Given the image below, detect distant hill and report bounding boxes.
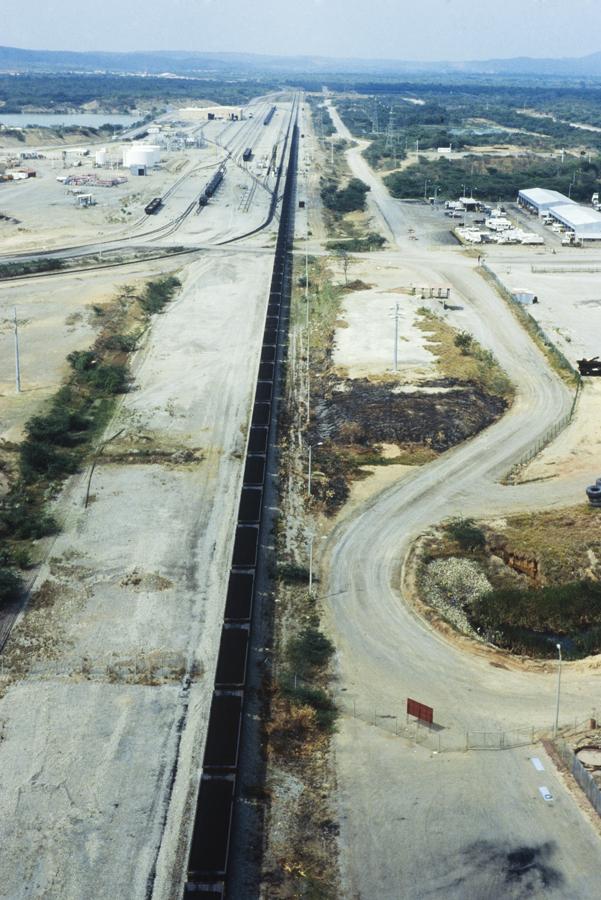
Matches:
[2,45,601,78]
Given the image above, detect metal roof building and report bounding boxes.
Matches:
[517,187,601,240]
[517,188,575,214]
[546,202,601,238]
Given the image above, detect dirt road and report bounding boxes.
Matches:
[325,101,601,898]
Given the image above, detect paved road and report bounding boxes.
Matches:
[324,102,601,898]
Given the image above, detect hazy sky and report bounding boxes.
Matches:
[3,0,601,60]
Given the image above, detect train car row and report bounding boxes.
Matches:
[198,166,226,208]
[183,118,299,899]
[144,196,163,215]
[263,106,277,126]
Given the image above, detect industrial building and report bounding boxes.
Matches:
[517,187,601,241]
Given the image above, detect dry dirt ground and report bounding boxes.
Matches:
[0,248,273,900]
[486,262,601,484]
[0,259,183,442]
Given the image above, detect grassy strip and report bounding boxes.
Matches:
[326,233,386,252]
[417,308,514,401]
[0,258,65,278]
[0,275,181,608]
[479,265,579,387]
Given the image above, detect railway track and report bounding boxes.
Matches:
[182,100,299,900]
[0,97,299,279]
[0,97,294,268]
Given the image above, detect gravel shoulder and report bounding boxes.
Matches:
[0,249,272,899]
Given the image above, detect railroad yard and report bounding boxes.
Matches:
[2,64,601,900]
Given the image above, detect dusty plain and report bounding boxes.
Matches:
[0,96,295,899]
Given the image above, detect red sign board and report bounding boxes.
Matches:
[407,697,433,725]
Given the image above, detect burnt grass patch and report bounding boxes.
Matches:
[309,377,506,514]
[314,378,505,449]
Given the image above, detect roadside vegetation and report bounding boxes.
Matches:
[0,275,181,609]
[418,310,514,401]
[0,258,65,279]
[417,506,601,659]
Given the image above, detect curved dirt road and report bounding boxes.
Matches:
[323,102,601,899]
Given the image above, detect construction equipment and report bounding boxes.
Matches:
[577,356,601,376]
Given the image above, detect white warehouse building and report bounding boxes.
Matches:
[122,144,161,169]
[517,187,601,240]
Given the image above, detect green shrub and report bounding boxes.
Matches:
[454,331,474,354]
[287,626,335,678]
[84,363,128,394]
[101,333,138,352]
[19,439,78,482]
[446,517,486,551]
[139,275,181,315]
[67,351,128,394]
[67,350,96,374]
[321,177,370,215]
[0,566,21,607]
[326,233,386,252]
[474,580,601,635]
[278,562,310,583]
[282,682,338,733]
[0,491,58,540]
[25,406,89,447]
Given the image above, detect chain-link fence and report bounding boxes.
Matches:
[335,693,547,754]
[556,738,601,817]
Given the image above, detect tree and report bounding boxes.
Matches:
[333,248,355,285]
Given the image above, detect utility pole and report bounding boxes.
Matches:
[13,307,21,393]
[371,97,379,135]
[308,533,315,592]
[307,441,323,497]
[391,302,400,372]
[385,108,395,150]
[554,643,562,737]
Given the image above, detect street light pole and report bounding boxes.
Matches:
[391,302,400,372]
[554,642,562,737]
[307,440,323,496]
[13,307,21,394]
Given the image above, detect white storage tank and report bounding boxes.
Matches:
[123,144,161,169]
[95,148,108,166]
